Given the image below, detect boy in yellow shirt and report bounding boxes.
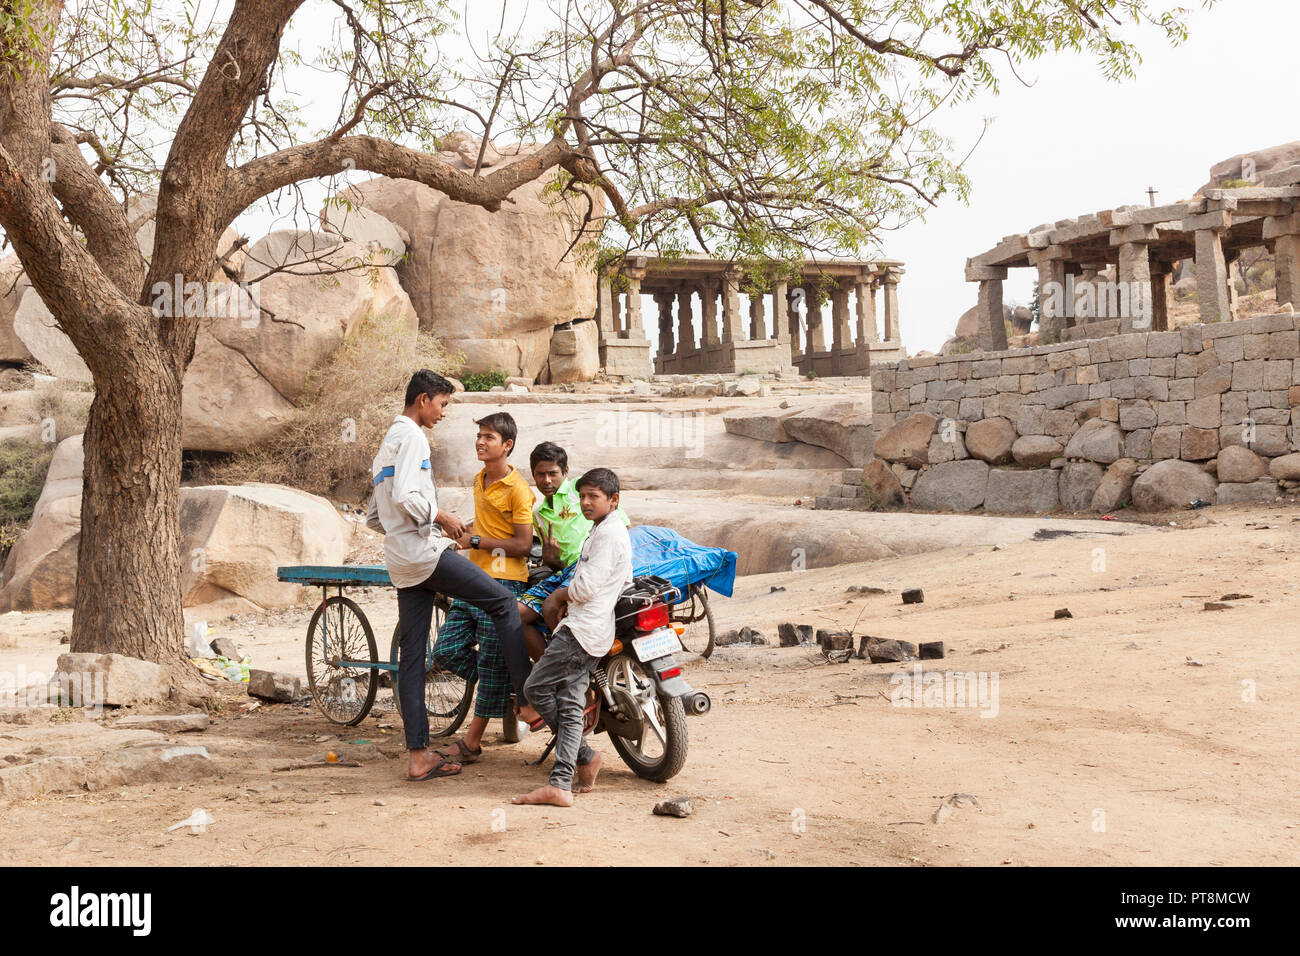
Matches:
[432,412,535,762]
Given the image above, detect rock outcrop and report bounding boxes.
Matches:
[0,434,83,613]
[181,235,418,451]
[1,449,352,612]
[343,139,602,379]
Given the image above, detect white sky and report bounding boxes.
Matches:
[888,0,1300,352]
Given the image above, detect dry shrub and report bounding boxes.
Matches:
[0,437,55,563]
[207,310,462,503]
[30,378,91,442]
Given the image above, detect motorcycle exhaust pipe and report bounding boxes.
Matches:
[683,691,711,715]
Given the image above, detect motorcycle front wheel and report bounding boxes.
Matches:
[605,654,688,782]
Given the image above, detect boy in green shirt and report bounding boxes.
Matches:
[519,442,629,658]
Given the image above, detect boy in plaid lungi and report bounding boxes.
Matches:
[431,411,535,763]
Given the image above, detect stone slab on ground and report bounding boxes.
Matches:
[112,713,210,734]
[51,653,167,707]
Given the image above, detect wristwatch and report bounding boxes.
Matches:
[470,534,481,550]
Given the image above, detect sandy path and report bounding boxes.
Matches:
[1,504,1297,866]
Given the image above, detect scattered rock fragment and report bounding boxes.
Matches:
[248,669,303,702]
[860,636,918,663]
[932,793,982,824]
[918,641,944,660]
[901,588,924,605]
[210,637,242,660]
[1053,608,1072,619]
[653,797,693,818]
[816,630,854,652]
[1202,602,1230,612]
[777,623,814,647]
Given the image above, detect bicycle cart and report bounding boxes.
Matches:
[277,565,483,736]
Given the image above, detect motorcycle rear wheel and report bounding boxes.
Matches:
[605,655,688,782]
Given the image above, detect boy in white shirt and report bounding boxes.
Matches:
[367,370,538,781]
[512,467,632,807]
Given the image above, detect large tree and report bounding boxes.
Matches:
[0,0,1192,668]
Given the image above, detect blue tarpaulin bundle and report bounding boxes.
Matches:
[541,525,737,602]
[629,525,737,600]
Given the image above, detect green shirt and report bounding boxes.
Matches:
[533,477,630,567]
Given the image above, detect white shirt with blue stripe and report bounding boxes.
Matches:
[365,414,454,588]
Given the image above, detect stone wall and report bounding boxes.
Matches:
[848,313,1300,514]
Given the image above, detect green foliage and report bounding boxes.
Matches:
[461,368,508,392]
[1219,178,1252,189]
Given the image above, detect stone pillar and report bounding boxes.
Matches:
[1031,249,1067,342]
[700,279,719,344]
[748,291,766,340]
[721,268,743,343]
[654,291,675,356]
[1225,248,1241,321]
[787,286,804,362]
[597,273,618,337]
[624,266,647,337]
[804,284,823,355]
[1185,210,1232,324]
[1116,241,1152,333]
[676,288,694,355]
[772,280,793,371]
[965,261,1007,352]
[855,274,878,343]
[1277,234,1298,308]
[1264,213,1300,309]
[772,282,789,344]
[831,282,851,350]
[1150,261,1172,332]
[880,267,902,341]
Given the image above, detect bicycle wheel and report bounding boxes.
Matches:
[389,612,474,739]
[304,596,379,726]
[672,585,715,660]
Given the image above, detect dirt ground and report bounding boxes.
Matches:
[1,503,1298,866]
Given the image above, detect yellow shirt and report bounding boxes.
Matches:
[469,465,533,582]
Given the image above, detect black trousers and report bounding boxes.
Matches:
[395,548,531,750]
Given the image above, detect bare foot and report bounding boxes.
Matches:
[573,752,602,793]
[407,747,460,780]
[511,784,573,807]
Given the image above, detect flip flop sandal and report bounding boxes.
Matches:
[407,753,461,781]
[435,739,482,764]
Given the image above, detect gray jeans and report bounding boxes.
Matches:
[523,625,596,790]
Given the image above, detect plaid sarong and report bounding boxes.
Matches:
[432,578,529,719]
[520,568,574,642]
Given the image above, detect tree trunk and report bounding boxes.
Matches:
[71,345,188,665]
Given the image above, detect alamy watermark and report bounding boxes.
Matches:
[1040,276,1152,327]
[0,664,105,714]
[150,274,261,327]
[594,405,706,458]
[889,664,999,718]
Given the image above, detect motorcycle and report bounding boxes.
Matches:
[533,574,710,782]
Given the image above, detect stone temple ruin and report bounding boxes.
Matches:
[597,254,906,380]
[822,161,1300,517]
[963,179,1300,351]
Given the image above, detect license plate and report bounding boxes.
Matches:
[631,630,682,662]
